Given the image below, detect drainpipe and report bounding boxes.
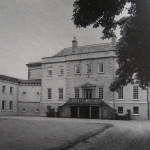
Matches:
[147,86,149,120]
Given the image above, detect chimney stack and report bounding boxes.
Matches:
[72,37,78,49]
[111,34,116,46]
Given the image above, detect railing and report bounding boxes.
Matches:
[69,98,102,105]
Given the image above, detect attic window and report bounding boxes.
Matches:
[59,66,64,76]
[48,66,52,76]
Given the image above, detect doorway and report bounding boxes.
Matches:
[84,90,92,98]
[91,106,99,119]
[79,106,90,118]
[70,106,78,118]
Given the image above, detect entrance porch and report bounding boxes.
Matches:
[58,98,117,119]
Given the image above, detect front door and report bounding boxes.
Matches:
[84,90,92,98]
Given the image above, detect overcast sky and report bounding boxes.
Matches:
[0,0,128,79]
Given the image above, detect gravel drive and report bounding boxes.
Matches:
[69,120,150,150]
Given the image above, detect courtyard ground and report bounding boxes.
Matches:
[0,116,111,150]
[1,116,150,150]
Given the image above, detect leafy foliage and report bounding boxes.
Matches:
[72,0,150,91]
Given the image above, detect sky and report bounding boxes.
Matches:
[0,0,129,79]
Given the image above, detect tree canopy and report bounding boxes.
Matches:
[72,0,150,91]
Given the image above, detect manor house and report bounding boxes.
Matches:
[0,37,149,120]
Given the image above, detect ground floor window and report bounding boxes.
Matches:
[9,101,13,111]
[47,88,52,100]
[59,88,63,99]
[133,107,139,115]
[2,101,6,111]
[118,107,123,114]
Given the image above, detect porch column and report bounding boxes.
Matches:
[89,106,91,119]
[99,106,101,119]
[78,106,80,118]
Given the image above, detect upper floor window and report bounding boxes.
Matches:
[59,66,64,76]
[98,63,104,73]
[86,64,92,74]
[99,87,103,99]
[2,86,5,93]
[118,107,123,114]
[48,67,52,76]
[75,65,80,74]
[2,100,6,111]
[47,88,52,100]
[133,86,138,100]
[118,87,123,100]
[10,87,13,94]
[75,88,79,98]
[59,88,63,99]
[28,70,31,79]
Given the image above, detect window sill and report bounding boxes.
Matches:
[47,75,52,77]
[58,99,64,101]
[2,110,5,112]
[47,99,52,101]
[118,114,124,116]
[118,99,124,101]
[132,99,139,101]
[9,110,13,112]
[98,72,104,74]
[58,75,64,76]
[10,93,13,95]
[2,92,6,94]
[74,73,81,75]
[133,114,139,116]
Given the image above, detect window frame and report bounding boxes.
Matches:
[118,87,123,100]
[47,67,53,76]
[133,107,139,115]
[98,87,104,100]
[133,86,139,100]
[10,87,13,94]
[74,65,81,74]
[59,88,63,99]
[2,100,6,111]
[98,63,104,73]
[9,101,13,111]
[2,86,6,93]
[75,88,80,98]
[59,66,64,76]
[118,107,123,115]
[86,64,92,74]
[47,88,52,100]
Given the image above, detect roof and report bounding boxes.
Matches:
[26,62,42,68]
[19,79,41,85]
[0,74,41,85]
[53,43,115,57]
[0,74,19,83]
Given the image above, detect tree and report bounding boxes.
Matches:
[72,0,150,91]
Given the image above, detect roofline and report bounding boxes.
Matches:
[42,49,115,59]
[26,62,42,67]
[0,74,41,85]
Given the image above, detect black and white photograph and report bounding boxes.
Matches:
[0,0,150,149]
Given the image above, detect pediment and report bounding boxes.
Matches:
[81,83,96,89]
